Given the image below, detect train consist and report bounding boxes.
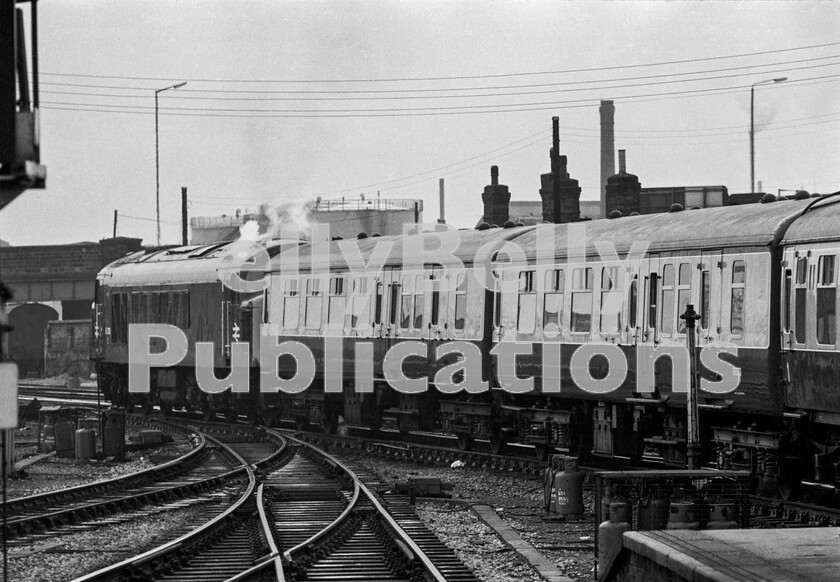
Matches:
[92,192,840,496]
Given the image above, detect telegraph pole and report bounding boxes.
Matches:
[181,187,188,245]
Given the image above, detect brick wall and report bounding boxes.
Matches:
[0,237,142,282]
[44,320,93,377]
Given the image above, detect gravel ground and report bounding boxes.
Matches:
[9,421,195,498]
[358,455,597,582]
[9,504,208,582]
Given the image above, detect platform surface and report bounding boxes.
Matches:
[623,527,840,582]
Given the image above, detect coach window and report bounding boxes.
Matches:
[676,263,692,334]
[389,277,400,327]
[795,257,807,343]
[159,292,171,326]
[262,287,270,324]
[305,278,323,329]
[783,269,792,333]
[648,273,659,334]
[628,276,638,329]
[413,274,424,330]
[327,276,346,327]
[430,271,441,326]
[454,273,467,331]
[373,280,384,326]
[817,255,836,345]
[660,264,675,335]
[730,260,746,338]
[600,266,622,334]
[571,267,593,333]
[517,270,536,334]
[400,275,412,329]
[283,279,300,329]
[110,292,128,343]
[543,269,564,332]
[351,277,368,329]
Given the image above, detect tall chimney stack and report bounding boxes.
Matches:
[481,165,511,226]
[605,148,641,216]
[600,100,616,219]
[539,117,581,223]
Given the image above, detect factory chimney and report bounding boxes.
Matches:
[438,178,446,224]
[605,149,641,216]
[539,117,581,223]
[600,100,615,219]
[480,165,511,227]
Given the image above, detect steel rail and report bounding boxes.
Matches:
[70,431,258,582]
[276,429,448,581]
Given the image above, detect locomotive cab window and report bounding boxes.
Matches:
[571,267,593,333]
[730,260,746,338]
[600,266,622,334]
[816,254,836,346]
[517,270,536,334]
[543,269,564,332]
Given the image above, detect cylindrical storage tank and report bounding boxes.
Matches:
[666,502,700,530]
[598,502,631,576]
[75,428,96,460]
[555,457,584,516]
[637,487,669,530]
[706,503,738,529]
[55,420,76,457]
[103,410,126,461]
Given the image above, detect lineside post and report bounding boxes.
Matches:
[681,304,702,469]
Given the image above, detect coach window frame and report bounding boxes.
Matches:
[816,252,837,347]
[543,268,564,334]
[517,269,536,334]
[327,275,346,329]
[282,277,300,330]
[794,254,808,345]
[676,262,692,335]
[599,265,622,335]
[570,266,594,335]
[305,276,324,330]
[660,263,675,336]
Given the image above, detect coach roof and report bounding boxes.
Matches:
[510,198,813,260]
[270,226,533,273]
[780,192,840,246]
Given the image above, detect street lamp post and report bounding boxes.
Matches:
[750,77,787,194]
[155,82,187,246]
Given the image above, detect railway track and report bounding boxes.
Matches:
[71,424,287,582]
[4,419,207,542]
[247,431,476,582]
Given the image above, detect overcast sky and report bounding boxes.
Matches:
[2,1,838,246]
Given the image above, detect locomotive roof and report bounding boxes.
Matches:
[98,238,302,286]
[270,227,534,273]
[779,193,840,245]
[509,198,818,260]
